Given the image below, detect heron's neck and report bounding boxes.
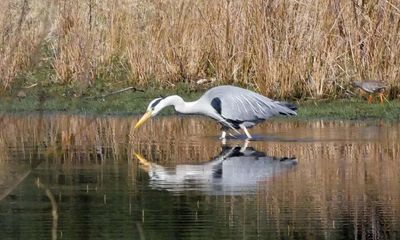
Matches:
[164,95,201,114]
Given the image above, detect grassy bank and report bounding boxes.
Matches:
[299,99,400,121]
[0,85,202,115]
[1,85,399,121]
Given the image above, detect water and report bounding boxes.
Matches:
[0,114,400,239]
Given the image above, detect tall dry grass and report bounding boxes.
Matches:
[0,0,399,98]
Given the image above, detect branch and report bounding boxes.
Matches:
[86,86,144,100]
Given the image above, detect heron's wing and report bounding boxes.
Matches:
[203,86,296,122]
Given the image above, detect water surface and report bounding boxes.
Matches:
[0,114,399,239]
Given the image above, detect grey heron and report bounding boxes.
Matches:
[352,80,388,104]
[134,85,297,139]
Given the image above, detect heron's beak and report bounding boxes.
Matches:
[133,152,152,172]
[133,152,151,167]
[134,111,152,129]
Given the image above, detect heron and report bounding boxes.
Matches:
[134,85,297,139]
[352,80,388,104]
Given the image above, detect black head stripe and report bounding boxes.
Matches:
[150,98,163,108]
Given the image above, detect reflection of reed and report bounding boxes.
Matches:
[260,141,400,239]
[36,178,59,240]
[0,114,399,238]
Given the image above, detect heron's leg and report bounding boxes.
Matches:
[368,95,372,104]
[239,124,252,139]
[379,92,384,104]
[228,132,236,138]
[219,131,227,144]
[219,131,226,139]
[221,138,226,145]
[219,129,237,140]
[240,139,250,152]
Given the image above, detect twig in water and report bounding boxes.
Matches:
[36,178,58,240]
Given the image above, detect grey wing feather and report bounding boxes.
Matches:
[202,86,297,122]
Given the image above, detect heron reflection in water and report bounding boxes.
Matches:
[134,145,297,195]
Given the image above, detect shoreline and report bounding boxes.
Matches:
[1,88,399,121]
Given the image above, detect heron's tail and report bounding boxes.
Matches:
[279,101,297,112]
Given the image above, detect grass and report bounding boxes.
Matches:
[298,99,400,121]
[0,84,203,115]
[1,84,399,121]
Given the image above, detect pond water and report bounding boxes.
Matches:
[0,114,399,240]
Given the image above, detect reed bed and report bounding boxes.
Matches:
[0,0,399,99]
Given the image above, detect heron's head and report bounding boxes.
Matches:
[134,95,186,130]
[134,97,165,129]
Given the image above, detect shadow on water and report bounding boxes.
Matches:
[134,145,297,195]
[0,114,399,239]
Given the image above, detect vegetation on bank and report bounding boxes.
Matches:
[1,0,400,100]
[1,85,399,121]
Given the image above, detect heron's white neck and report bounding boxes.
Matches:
[162,95,201,114]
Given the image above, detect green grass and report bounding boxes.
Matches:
[1,85,399,121]
[0,85,202,115]
[298,99,400,121]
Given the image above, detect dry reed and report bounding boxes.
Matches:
[1,0,400,98]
